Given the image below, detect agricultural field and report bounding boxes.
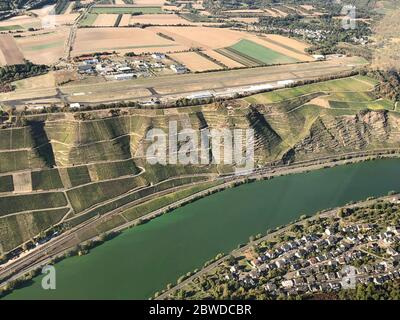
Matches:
[90,6,163,14]
[79,13,98,27]
[219,39,299,66]
[0,25,23,31]
[118,14,132,26]
[169,51,223,72]
[72,27,185,55]
[149,26,312,67]
[129,13,193,25]
[0,34,25,66]
[0,15,42,30]
[203,49,244,68]
[14,29,69,64]
[92,14,119,27]
[133,0,166,5]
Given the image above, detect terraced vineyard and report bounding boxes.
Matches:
[1,75,400,256]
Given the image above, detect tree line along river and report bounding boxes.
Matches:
[4,158,400,299]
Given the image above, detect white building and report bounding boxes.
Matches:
[152,53,166,60]
[312,54,325,61]
[69,103,81,109]
[170,64,187,74]
[113,73,136,81]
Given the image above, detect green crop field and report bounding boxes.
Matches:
[227,39,299,65]
[0,192,67,217]
[327,91,375,102]
[0,25,23,31]
[215,48,259,67]
[32,169,64,191]
[0,175,14,193]
[90,6,163,14]
[79,13,98,27]
[25,41,64,52]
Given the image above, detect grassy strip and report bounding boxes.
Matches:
[122,180,223,221]
[66,176,147,213]
[0,25,23,31]
[25,41,64,52]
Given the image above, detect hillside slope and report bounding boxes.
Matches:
[1,75,400,254]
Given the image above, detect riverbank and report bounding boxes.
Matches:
[156,193,398,299]
[2,149,399,290]
[3,157,400,299]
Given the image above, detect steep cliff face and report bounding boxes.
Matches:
[290,110,400,161]
[2,106,400,174]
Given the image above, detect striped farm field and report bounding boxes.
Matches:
[215,48,259,67]
[227,39,299,65]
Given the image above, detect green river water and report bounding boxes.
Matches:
[4,158,400,299]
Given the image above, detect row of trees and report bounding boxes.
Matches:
[0,60,49,85]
